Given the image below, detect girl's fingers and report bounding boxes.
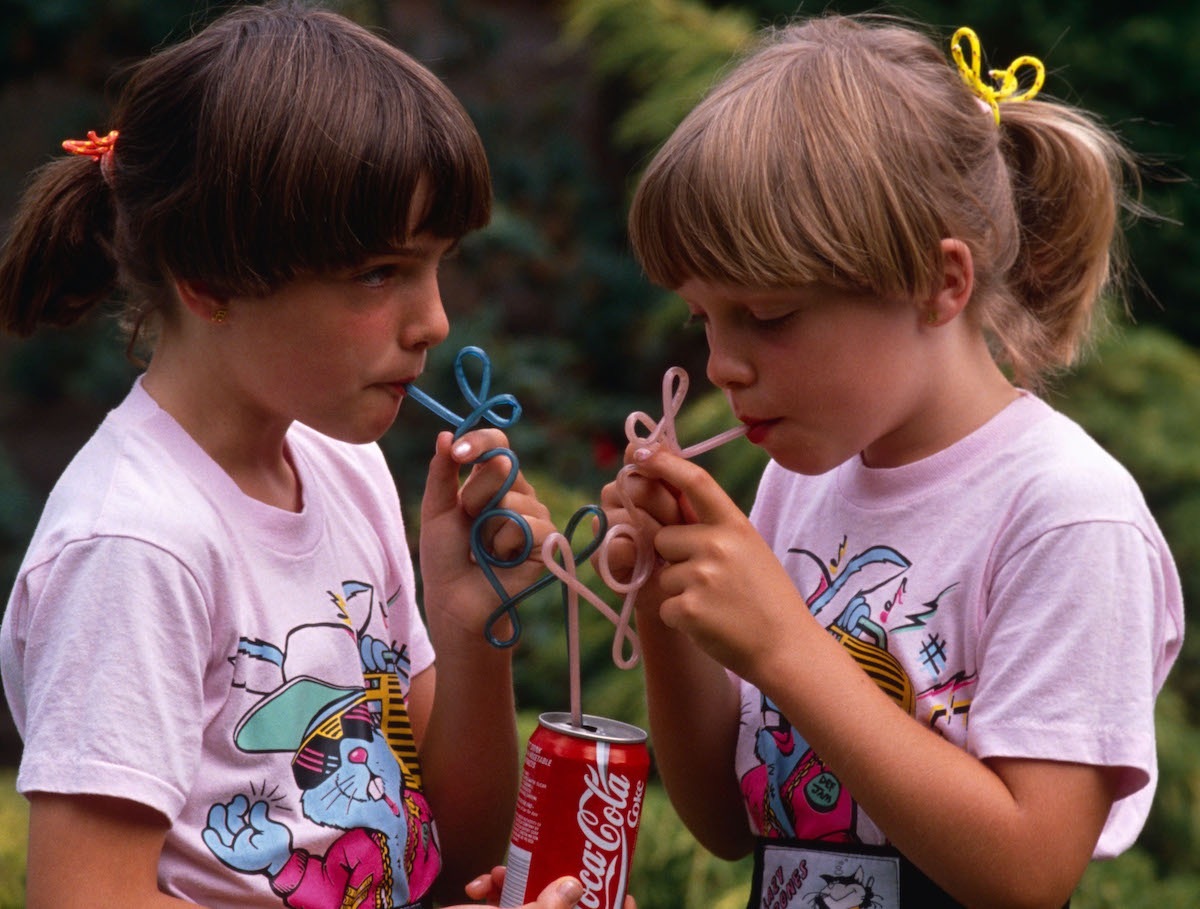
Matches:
[630,448,736,525]
[462,865,507,901]
[457,451,520,519]
[421,431,465,520]
[482,510,554,565]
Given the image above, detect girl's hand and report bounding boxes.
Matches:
[420,429,554,639]
[460,866,636,908]
[623,446,807,684]
[594,443,691,591]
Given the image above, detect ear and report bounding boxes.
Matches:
[173,276,230,323]
[923,238,974,327]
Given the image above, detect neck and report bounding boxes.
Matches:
[142,348,302,512]
[863,330,1018,469]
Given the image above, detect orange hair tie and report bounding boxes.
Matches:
[62,129,119,159]
[63,130,119,185]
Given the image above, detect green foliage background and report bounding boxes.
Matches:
[0,0,1196,906]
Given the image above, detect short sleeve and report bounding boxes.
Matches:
[9,536,213,819]
[969,520,1180,855]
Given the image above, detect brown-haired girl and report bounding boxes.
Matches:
[0,4,595,908]
[603,14,1182,908]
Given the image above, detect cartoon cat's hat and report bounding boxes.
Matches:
[234,675,365,753]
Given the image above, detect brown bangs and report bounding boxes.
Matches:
[116,4,490,300]
[291,30,493,257]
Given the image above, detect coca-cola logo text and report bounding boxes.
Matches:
[575,766,644,908]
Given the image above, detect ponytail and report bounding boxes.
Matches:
[0,153,118,337]
[1,5,493,351]
[990,99,1142,383]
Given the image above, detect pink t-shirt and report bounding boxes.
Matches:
[734,392,1182,858]
[1,380,439,907]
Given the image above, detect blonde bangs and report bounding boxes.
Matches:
[630,66,853,292]
[629,17,969,300]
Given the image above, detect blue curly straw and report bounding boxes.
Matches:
[405,346,606,647]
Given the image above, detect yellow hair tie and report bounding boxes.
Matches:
[950,27,1045,125]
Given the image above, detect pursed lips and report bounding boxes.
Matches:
[379,376,418,397]
[740,416,780,444]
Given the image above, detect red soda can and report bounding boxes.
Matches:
[499,712,649,909]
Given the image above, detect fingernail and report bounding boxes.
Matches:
[557,878,584,903]
[452,440,472,459]
[633,447,652,463]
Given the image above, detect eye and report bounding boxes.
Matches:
[749,309,797,331]
[355,264,400,288]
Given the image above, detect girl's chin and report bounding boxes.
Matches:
[307,408,399,446]
[770,445,847,477]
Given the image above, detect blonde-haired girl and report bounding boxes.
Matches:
[605,14,1182,907]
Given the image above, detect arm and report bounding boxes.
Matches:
[633,448,1117,909]
[758,625,1116,908]
[598,463,752,859]
[27,794,198,909]
[412,429,554,902]
[636,574,754,860]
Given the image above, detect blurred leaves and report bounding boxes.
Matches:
[560,0,754,149]
[0,771,26,909]
[1054,326,1200,507]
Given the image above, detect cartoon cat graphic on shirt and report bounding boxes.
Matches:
[807,866,879,909]
[203,580,439,908]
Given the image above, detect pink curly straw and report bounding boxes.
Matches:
[549,367,748,727]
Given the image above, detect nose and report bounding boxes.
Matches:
[399,275,450,352]
[704,327,755,390]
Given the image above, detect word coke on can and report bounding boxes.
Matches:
[499,712,649,909]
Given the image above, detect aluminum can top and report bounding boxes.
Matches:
[537,712,647,745]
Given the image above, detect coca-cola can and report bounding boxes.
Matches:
[499,712,649,909]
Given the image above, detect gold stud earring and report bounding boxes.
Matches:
[926,310,939,325]
[211,308,228,324]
